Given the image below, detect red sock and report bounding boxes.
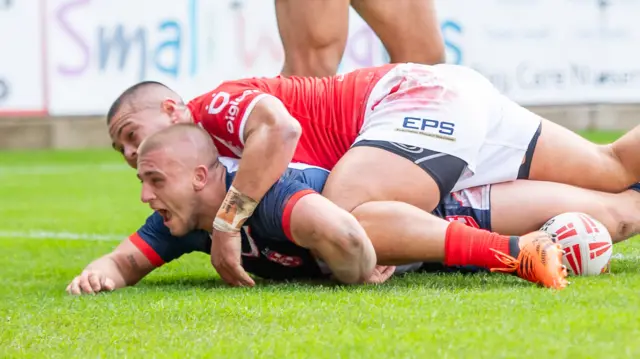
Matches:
[443,221,515,269]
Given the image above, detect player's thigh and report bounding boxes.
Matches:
[528,119,632,192]
[322,142,466,213]
[275,0,349,77]
[489,180,632,240]
[361,64,493,178]
[351,0,444,64]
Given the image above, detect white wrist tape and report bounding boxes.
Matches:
[213,186,258,233]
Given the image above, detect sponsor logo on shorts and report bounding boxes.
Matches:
[397,117,456,142]
[389,142,425,154]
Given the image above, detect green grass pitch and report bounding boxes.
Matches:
[1,130,639,358]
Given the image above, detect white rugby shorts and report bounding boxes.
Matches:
[355,63,542,192]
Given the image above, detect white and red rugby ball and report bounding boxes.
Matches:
[540,212,613,276]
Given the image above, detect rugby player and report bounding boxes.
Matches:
[107,63,640,286]
[68,125,640,295]
[274,0,444,77]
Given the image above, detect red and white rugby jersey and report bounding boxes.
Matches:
[186,64,396,170]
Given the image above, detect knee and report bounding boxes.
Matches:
[600,143,618,161]
[598,144,635,190]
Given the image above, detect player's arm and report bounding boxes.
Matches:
[66,212,198,295]
[211,96,302,287]
[288,193,377,284]
[215,96,301,232]
[66,238,155,295]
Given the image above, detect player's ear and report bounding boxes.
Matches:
[161,98,184,124]
[192,165,208,191]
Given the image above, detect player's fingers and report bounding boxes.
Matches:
[218,271,234,286]
[78,275,95,294]
[88,273,102,292]
[219,264,253,287]
[103,278,116,291]
[65,280,75,295]
[378,267,395,283]
[381,266,396,277]
[69,278,82,295]
[234,265,255,287]
[211,255,232,285]
[215,263,236,286]
[214,254,250,287]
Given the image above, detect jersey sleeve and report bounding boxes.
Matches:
[128,212,210,266]
[189,82,275,152]
[249,167,329,242]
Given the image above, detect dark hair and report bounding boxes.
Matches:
[106,81,171,124]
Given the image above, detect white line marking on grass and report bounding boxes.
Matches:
[2,231,640,262]
[0,163,131,176]
[0,230,124,242]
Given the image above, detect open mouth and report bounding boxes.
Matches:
[157,209,173,224]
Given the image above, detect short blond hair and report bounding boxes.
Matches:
[138,123,219,168]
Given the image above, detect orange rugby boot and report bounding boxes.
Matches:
[490,231,569,290]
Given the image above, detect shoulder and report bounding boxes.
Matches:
[133,212,211,264]
[247,164,328,241]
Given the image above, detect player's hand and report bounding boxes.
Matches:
[66,270,116,295]
[210,230,255,287]
[364,265,396,285]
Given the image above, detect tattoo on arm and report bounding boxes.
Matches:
[127,254,141,271]
[108,254,141,286]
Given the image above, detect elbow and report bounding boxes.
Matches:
[341,234,373,285]
[275,116,302,145]
[330,217,377,284]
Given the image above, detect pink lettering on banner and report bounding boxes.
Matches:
[55,0,91,76]
[231,1,283,70]
[53,0,199,81]
[342,24,385,70]
[230,0,386,74]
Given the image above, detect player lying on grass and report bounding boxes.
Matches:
[68,125,640,295]
[108,63,640,286]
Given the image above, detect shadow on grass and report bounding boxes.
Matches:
[137,267,533,293]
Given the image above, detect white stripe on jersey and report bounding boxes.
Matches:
[219,157,329,174]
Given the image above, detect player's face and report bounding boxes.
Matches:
[137,150,199,236]
[109,108,172,169]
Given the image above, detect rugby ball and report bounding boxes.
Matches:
[540,212,613,276]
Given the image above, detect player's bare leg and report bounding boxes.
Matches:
[322,147,445,213]
[528,119,640,192]
[351,0,445,64]
[351,200,568,289]
[275,0,350,77]
[323,147,568,289]
[490,180,640,244]
[353,202,448,264]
